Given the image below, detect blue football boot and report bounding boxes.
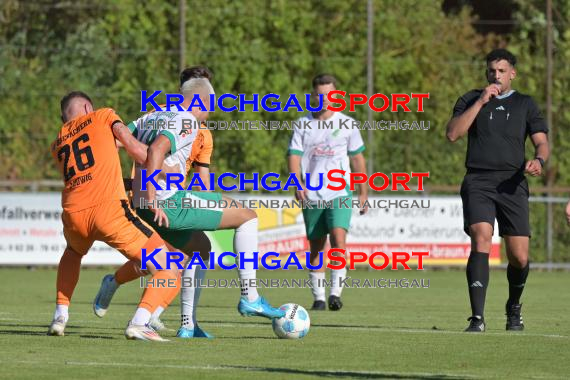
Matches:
[237,296,285,319]
[176,325,214,339]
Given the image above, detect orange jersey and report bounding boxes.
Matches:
[146,104,213,171]
[51,108,127,212]
[186,127,213,171]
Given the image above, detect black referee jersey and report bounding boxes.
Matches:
[453,90,548,172]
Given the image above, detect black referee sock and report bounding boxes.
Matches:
[507,263,529,307]
[466,251,490,318]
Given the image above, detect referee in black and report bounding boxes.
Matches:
[446,49,550,332]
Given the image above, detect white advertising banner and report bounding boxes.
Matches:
[248,195,502,266]
[0,193,501,266]
[0,193,124,265]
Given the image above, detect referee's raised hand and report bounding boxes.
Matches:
[478,83,501,105]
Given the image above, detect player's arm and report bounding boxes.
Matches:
[191,132,213,191]
[350,153,368,215]
[111,122,148,165]
[287,127,307,201]
[146,135,171,227]
[525,132,549,176]
[532,132,550,162]
[107,112,169,198]
[287,154,307,201]
[446,85,500,142]
[347,128,367,214]
[114,119,179,180]
[524,97,550,177]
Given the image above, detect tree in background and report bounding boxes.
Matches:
[0,0,567,187]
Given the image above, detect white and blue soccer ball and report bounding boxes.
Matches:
[272,303,310,339]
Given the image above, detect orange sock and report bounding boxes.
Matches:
[160,270,182,309]
[115,259,147,285]
[56,248,83,305]
[138,270,178,313]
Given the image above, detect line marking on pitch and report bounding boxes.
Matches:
[213,323,569,339]
[1,360,482,379]
[1,315,567,339]
[6,360,569,379]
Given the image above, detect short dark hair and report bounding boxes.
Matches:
[312,74,337,90]
[60,91,92,120]
[486,49,517,67]
[179,66,213,86]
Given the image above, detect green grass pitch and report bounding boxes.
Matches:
[0,267,568,379]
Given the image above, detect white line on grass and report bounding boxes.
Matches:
[1,314,567,340]
[211,323,569,339]
[1,360,481,379]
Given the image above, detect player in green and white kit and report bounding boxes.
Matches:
[288,74,368,311]
[132,78,285,336]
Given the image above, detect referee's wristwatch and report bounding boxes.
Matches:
[535,157,545,168]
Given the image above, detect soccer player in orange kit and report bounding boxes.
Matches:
[48,91,178,341]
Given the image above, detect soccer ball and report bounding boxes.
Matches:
[272,303,310,339]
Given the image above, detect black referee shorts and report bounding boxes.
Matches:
[460,169,530,237]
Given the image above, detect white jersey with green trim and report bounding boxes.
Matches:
[128,110,199,206]
[288,112,365,203]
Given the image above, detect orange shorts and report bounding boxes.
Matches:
[62,199,162,259]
